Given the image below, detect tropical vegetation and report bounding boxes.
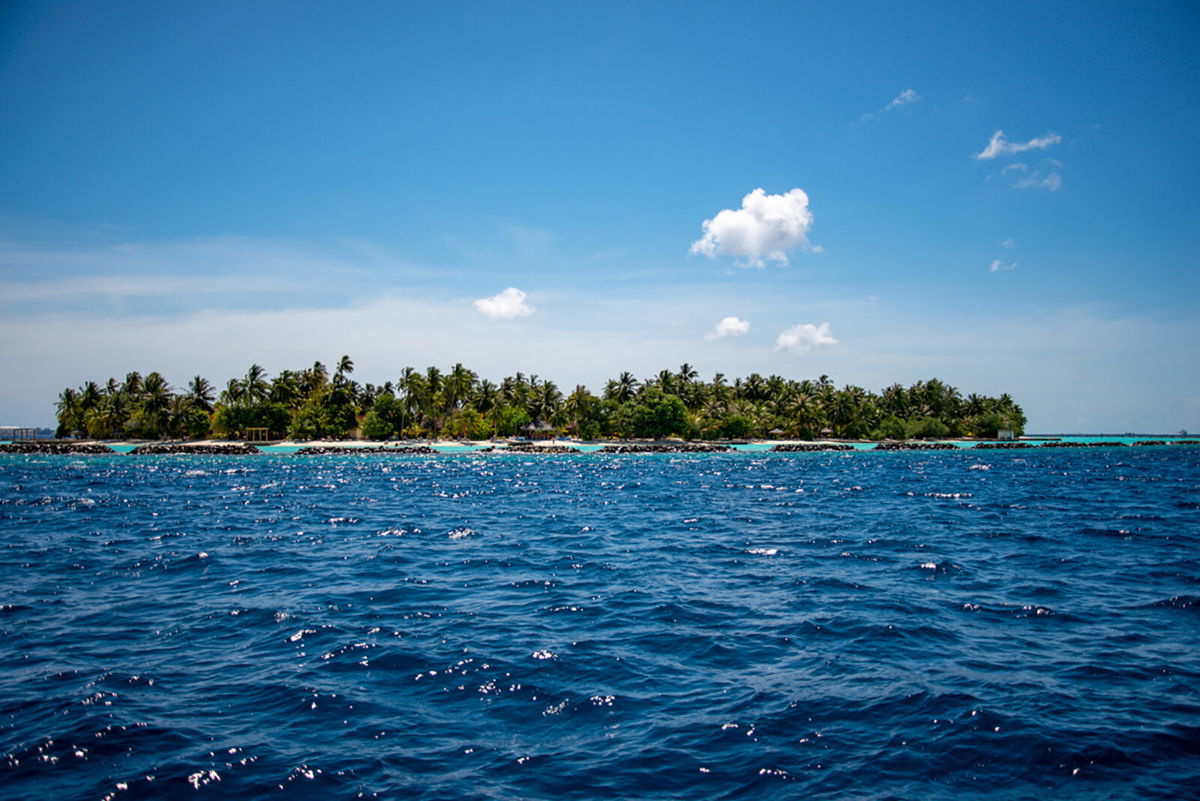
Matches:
[54,359,1026,441]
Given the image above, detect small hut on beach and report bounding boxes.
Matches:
[520,420,556,441]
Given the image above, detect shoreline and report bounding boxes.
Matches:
[2,436,1197,456]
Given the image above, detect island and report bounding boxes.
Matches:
[51,357,1027,445]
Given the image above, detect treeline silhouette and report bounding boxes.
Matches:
[55,357,1026,441]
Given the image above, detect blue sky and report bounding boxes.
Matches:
[1,0,1198,432]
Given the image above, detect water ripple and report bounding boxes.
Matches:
[1,448,1197,799]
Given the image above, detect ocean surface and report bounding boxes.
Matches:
[2,447,1198,800]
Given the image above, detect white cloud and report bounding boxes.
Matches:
[975,130,1062,160]
[1014,171,1062,191]
[997,161,1062,191]
[999,238,1015,248]
[704,316,750,341]
[775,322,838,353]
[473,287,535,320]
[989,259,1019,272]
[690,188,814,268]
[862,89,921,120]
[884,88,921,111]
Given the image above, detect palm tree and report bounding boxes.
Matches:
[137,372,172,438]
[243,365,269,405]
[188,375,215,412]
[471,379,500,438]
[398,367,422,436]
[122,371,143,396]
[606,372,638,404]
[55,388,82,436]
[301,361,328,397]
[565,384,595,436]
[444,363,476,415]
[528,380,563,425]
[422,366,444,436]
[220,378,245,406]
[741,373,767,403]
[270,370,302,408]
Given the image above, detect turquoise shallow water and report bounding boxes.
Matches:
[2,447,1198,799]
[97,436,1199,455]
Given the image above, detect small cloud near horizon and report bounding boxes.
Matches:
[473,287,535,321]
[690,188,814,268]
[990,259,1019,272]
[975,130,1062,160]
[775,322,838,353]
[704,316,750,341]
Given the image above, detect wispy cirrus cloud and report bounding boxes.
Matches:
[775,322,837,353]
[861,88,921,120]
[975,130,1062,160]
[884,88,920,112]
[690,188,815,268]
[989,259,1018,272]
[473,287,535,321]
[1015,171,1062,191]
[704,316,750,341]
[1001,163,1062,191]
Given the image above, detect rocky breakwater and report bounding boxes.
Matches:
[873,441,959,451]
[129,443,261,455]
[0,441,115,454]
[295,445,438,455]
[971,442,1034,449]
[600,443,734,454]
[1039,441,1127,448]
[1132,440,1166,447]
[503,443,580,454]
[1171,440,1199,446]
[770,443,855,452]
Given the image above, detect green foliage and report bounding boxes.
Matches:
[614,388,689,439]
[905,417,950,440]
[967,411,1023,438]
[489,406,530,437]
[718,414,754,439]
[52,362,1024,444]
[287,400,327,440]
[177,406,213,439]
[360,410,395,440]
[444,407,490,440]
[871,415,907,441]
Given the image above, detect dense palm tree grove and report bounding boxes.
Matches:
[54,358,1026,441]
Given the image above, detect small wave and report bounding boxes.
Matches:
[1146,595,1199,610]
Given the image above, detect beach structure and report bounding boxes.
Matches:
[520,420,556,440]
[0,426,39,442]
[245,427,271,442]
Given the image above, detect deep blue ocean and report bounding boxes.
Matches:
[2,448,1198,800]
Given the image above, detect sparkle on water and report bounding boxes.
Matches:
[1,448,1198,799]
